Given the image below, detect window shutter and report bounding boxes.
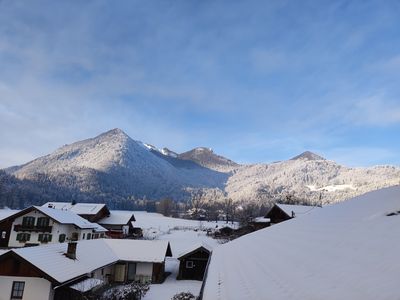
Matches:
[27,234,31,241]
[16,233,21,241]
[48,234,52,242]
[38,234,43,242]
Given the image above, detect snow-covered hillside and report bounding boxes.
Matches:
[3,128,400,205]
[201,185,400,300]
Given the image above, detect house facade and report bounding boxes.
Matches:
[0,239,172,300]
[3,206,106,248]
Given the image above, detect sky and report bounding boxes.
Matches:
[1,0,400,168]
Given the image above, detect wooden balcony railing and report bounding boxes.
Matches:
[14,224,53,233]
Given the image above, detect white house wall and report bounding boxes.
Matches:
[0,276,52,300]
[8,210,94,247]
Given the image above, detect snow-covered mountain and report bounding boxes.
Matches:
[3,128,400,206]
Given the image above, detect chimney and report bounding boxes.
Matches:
[66,241,77,259]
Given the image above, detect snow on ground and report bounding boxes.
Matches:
[202,185,400,300]
[134,211,237,240]
[307,184,355,192]
[143,258,202,300]
[135,212,225,299]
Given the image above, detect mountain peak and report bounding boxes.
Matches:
[178,147,238,171]
[102,128,128,137]
[291,151,325,161]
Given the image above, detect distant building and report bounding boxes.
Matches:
[265,203,320,224]
[98,210,137,238]
[0,239,172,300]
[177,243,212,281]
[2,206,106,248]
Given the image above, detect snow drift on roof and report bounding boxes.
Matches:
[98,210,135,225]
[202,186,400,300]
[4,239,171,284]
[34,206,101,229]
[42,202,107,215]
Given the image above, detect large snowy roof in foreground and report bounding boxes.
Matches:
[275,203,320,217]
[202,186,400,300]
[4,239,171,284]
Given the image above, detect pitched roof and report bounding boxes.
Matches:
[1,239,172,284]
[0,209,20,222]
[33,206,102,230]
[178,242,212,259]
[274,203,320,217]
[98,210,135,225]
[42,202,108,216]
[103,239,171,263]
[201,186,400,300]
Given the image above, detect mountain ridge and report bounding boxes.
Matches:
[2,128,400,207]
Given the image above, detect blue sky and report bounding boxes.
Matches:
[1,0,400,168]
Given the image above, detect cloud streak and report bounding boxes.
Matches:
[0,0,400,167]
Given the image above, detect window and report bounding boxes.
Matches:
[38,234,52,243]
[186,261,194,268]
[16,233,30,242]
[22,217,35,228]
[36,217,50,228]
[11,281,25,299]
[82,233,85,240]
[94,233,99,239]
[1,231,6,239]
[87,233,91,240]
[58,234,66,243]
[71,232,79,241]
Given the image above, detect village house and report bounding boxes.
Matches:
[177,243,212,281]
[97,210,137,238]
[0,239,172,300]
[42,202,111,223]
[265,203,320,224]
[1,206,107,248]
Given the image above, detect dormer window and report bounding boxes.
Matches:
[22,217,35,228]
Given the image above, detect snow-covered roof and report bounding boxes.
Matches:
[0,209,20,221]
[98,210,135,225]
[3,238,171,284]
[33,206,101,229]
[0,250,9,256]
[202,186,400,300]
[178,242,213,259]
[42,202,108,215]
[103,239,171,263]
[275,203,320,217]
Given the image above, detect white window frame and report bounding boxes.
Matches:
[186,260,194,268]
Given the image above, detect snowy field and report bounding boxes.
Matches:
[133,212,228,299]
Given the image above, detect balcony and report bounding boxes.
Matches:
[14,224,53,233]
